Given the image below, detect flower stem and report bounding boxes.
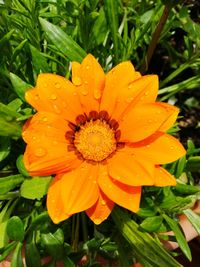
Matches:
[140,5,171,74]
[72,214,80,252]
[81,212,88,242]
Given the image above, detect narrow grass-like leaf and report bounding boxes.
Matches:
[39,18,86,62]
[0,175,25,195]
[163,214,192,261]
[183,209,200,235]
[104,0,119,61]
[10,73,32,101]
[0,137,11,162]
[11,242,23,267]
[186,156,200,172]
[112,207,181,267]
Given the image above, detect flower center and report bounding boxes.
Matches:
[74,119,116,162]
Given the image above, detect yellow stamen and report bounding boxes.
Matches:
[74,119,116,161]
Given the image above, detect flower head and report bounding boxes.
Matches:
[22,54,186,224]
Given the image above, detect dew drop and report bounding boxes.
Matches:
[84,81,88,85]
[140,96,144,101]
[35,147,46,157]
[42,116,48,122]
[144,91,149,96]
[170,146,174,150]
[73,92,77,96]
[128,84,132,89]
[94,89,101,100]
[93,180,97,184]
[86,65,90,70]
[32,136,37,140]
[126,97,133,103]
[81,89,88,96]
[50,94,57,100]
[146,144,150,148]
[148,119,152,123]
[55,82,61,89]
[101,200,106,206]
[34,95,39,100]
[51,199,56,203]
[53,104,61,114]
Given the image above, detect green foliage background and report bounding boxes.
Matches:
[0,0,200,266]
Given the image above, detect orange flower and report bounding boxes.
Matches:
[22,54,186,224]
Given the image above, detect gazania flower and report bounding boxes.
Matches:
[22,54,186,224]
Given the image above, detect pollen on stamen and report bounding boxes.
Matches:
[74,119,117,162]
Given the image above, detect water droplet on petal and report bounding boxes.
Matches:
[34,95,39,100]
[32,136,37,140]
[94,89,101,100]
[93,180,97,184]
[50,94,57,100]
[128,84,132,89]
[146,144,150,148]
[126,97,133,103]
[73,92,77,96]
[86,65,90,70]
[101,200,106,206]
[148,119,152,123]
[42,117,48,122]
[84,81,88,85]
[170,146,174,150]
[35,147,46,157]
[53,104,61,114]
[144,91,149,96]
[81,89,88,96]
[55,83,61,89]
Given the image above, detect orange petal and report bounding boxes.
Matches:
[25,87,43,111]
[100,61,141,117]
[154,166,177,186]
[47,175,71,224]
[157,103,179,131]
[114,75,159,121]
[22,112,82,176]
[72,54,105,114]
[107,147,154,186]
[120,103,178,142]
[130,132,186,164]
[98,164,141,212]
[61,162,99,215]
[26,73,83,123]
[86,190,114,224]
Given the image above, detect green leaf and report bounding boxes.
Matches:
[104,0,119,61]
[7,216,25,242]
[90,8,108,46]
[173,183,200,195]
[112,207,181,267]
[0,30,14,48]
[10,73,32,101]
[0,174,25,195]
[39,18,86,62]
[175,156,186,178]
[30,45,50,73]
[163,214,192,261]
[140,216,163,232]
[183,209,200,235]
[25,233,41,267]
[0,241,17,261]
[11,242,23,267]
[16,155,30,177]
[0,117,22,137]
[41,231,64,260]
[0,136,11,162]
[63,257,75,267]
[20,176,52,200]
[186,156,200,172]
[0,102,21,119]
